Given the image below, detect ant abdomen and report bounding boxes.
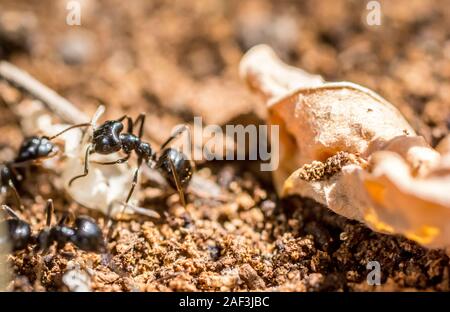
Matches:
[156,148,193,190]
[72,216,105,252]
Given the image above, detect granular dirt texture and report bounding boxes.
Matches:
[0,0,449,291]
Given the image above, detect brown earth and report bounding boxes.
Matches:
[1,0,449,291]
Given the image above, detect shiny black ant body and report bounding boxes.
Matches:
[14,135,57,164]
[66,114,193,207]
[1,199,105,252]
[1,136,58,209]
[0,129,83,207]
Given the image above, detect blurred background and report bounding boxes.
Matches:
[1,0,450,292]
[1,0,450,149]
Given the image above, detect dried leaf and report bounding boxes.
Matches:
[241,45,450,248]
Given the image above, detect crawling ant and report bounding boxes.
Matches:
[0,127,87,207]
[1,199,105,252]
[1,136,58,202]
[14,122,92,165]
[14,135,58,164]
[64,114,194,207]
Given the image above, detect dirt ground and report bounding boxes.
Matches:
[1,0,450,291]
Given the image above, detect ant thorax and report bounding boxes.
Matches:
[119,133,141,154]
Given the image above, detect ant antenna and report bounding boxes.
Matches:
[168,158,186,208]
[8,180,23,212]
[47,123,91,140]
[45,199,54,227]
[160,125,189,150]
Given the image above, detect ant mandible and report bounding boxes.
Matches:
[64,114,193,207]
[1,199,106,252]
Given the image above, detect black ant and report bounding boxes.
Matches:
[13,123,93,165]
[1,199,105,252]
[65,114,194,208]
[1,136,57,198]
[0,127,89,208]
[14,136,58,164]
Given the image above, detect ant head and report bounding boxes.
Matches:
[93,121,124,154]
[15,136,57,163]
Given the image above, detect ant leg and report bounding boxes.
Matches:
[10,159,40,168]
[116,115,125,121]
[167,158,186,208]
[116,115,128,122]
[105,202,116,241]
[116,115,134,133]
[48,123,92,140]
[160,124,189,150]
[69,144,93,186]
[124,159,142,205]
[116,159,142,218]
[92,154,130,165]
[134,113,146,139]
[45,199,54,227]
[8,180,23,211]
[9,166,22,181]
[58,211,74,226]
[1,204,21,220]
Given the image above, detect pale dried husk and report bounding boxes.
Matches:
[240,45,450,248]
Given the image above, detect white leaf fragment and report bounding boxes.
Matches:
[241,44,450,248]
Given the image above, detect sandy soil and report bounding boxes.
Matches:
[0,0,449,291]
